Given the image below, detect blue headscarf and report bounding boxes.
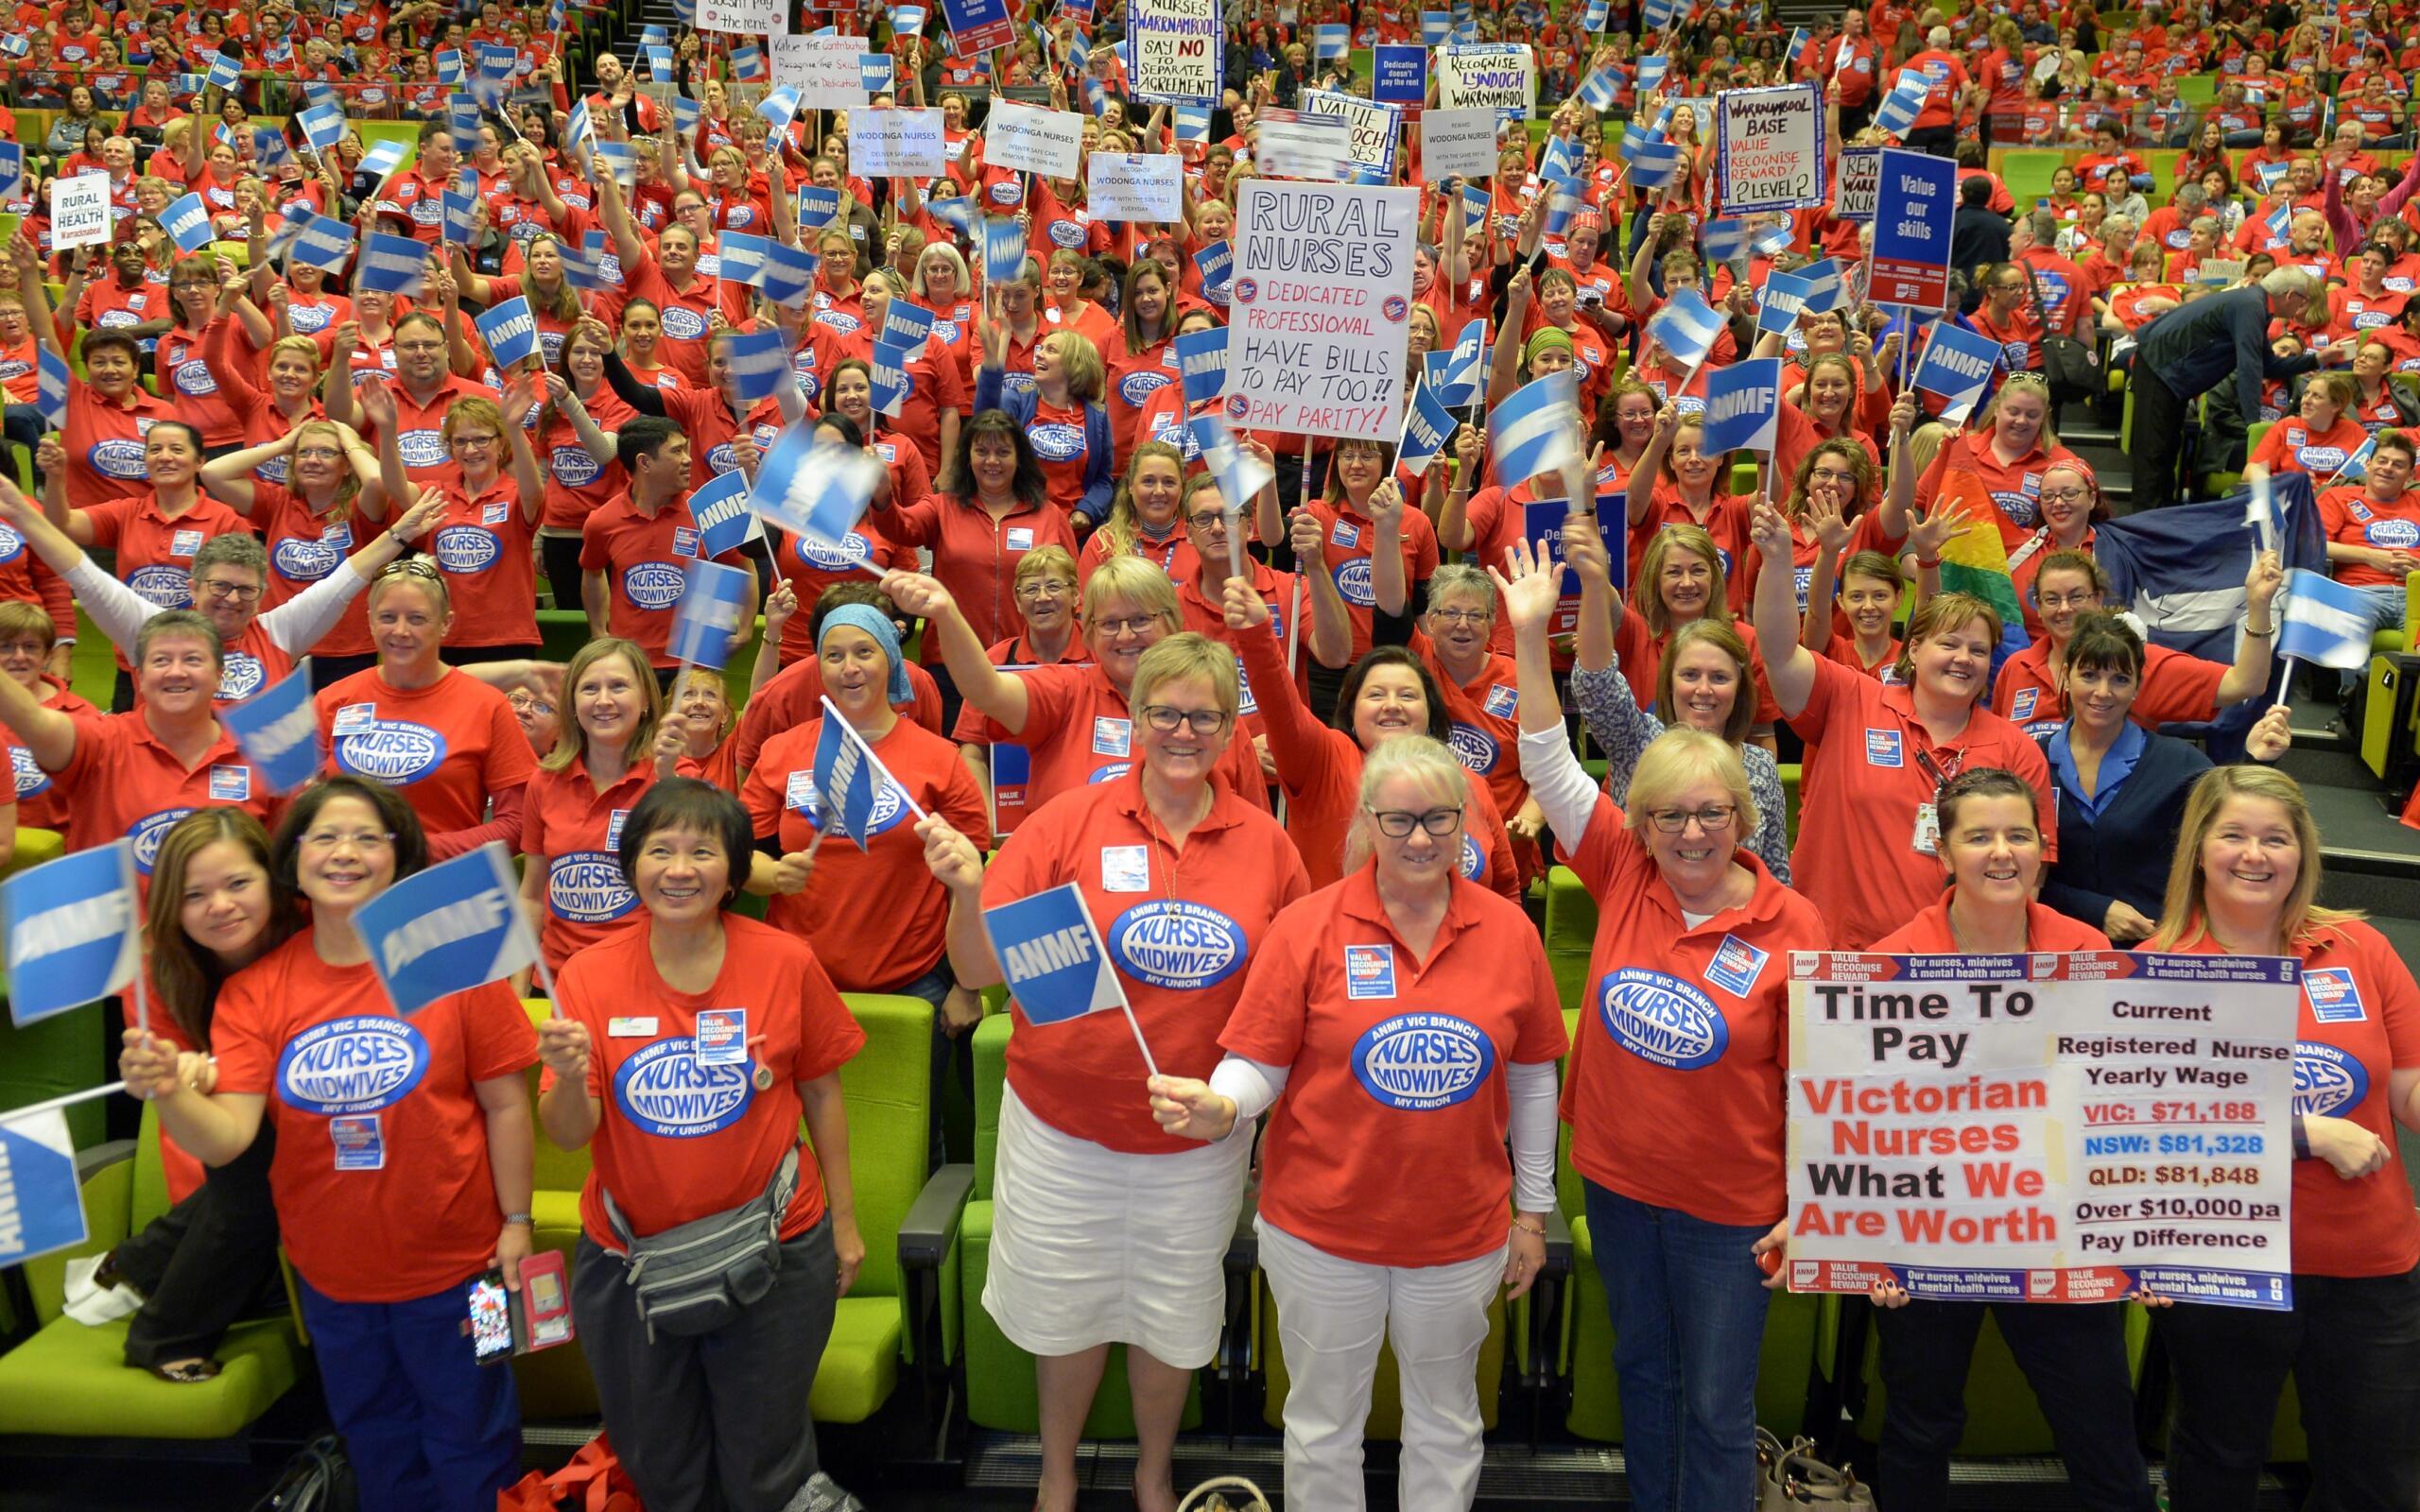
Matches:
[817,604,911,705]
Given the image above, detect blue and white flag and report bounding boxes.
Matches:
[1187,413,1273,514]
[0,1105,85,1266]
[216,661,320,794]
[1642,0,1676,28]
[2328,435,2377,486]
[356,843,541,1015]
[1795,256,1847,314]
[1582,0,1610,28]
[984,883,1127,1024]
[1174,325,1228,406]
[1193,240,1232,291]
[1312,22,1349,57]
[1786,26,1809,67]
[441,178,478,245]
[758,86,802,128]
[1576,68,1619,110]
[747,422,886,544]
[690,469,758,559]
[2277,568,2381,671]
[1700,217,1753,263]
[895,5,926,34]
[1752,220,1794,257]
[645,43,676,81]
[761,243,821,307]
[251,127,296,171]
[3,841,140,1028]
[1757,269,1812,335]
[299,100,348,153]
[560,234,612,291]
[983,216,1028,285]
[1700,357,1780,455]
[1432,318,1485,407]
[717,232,771,287]
[731,44,765,80]
[358,140,409,181]
[673,94,701,137]
[1546,187,1588,237]
[1491,369,1582,485]
[447,95,482,155]
[434,46,463,83]
[356,232,428,296]
[286,213,357,272]
[1174,105,1211,146]
[796,185,842,230]
[927,196,977,236]
[1910,318,2003,424]
[207,50,241,92]
[880,299,937,352]
[863,54,895,94]
[474,297,539,370]
[723,327,794,403]
[0,34,27,59]
[592,140,638,189]
[809,704,880,849]
[0,141,22,201]
[1628,138,1682,189]
[1422,11,1451,45]
[36,348,68,429]
[1647,287,1726,370]
[162,194,216,253]
[668,558,754,671]
[870,339,915,418]
[1873,71,1927,136]
[1635,54,1668,94]
[1397,375,1458,476]
[564,101,594,158]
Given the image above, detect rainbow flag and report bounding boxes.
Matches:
[1932,472,2031,666]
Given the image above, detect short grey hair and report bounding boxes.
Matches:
[2025,209,2059,246]
[2261,268,2319,303]
[1927,25,1950,45]
[2173,182,2207,212]
[1426,563,1497,616]
[192,533,268,582]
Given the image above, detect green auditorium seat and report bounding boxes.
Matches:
[1544,865,1599,1015]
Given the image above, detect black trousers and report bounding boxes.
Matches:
[2156,1265,2420,1512]
[571,1217,839,1512]
[539,533,588,617]
[1903,125,1959,159]
[2128,361,2193,509]
[109,1125,285,1369]
[1876,1300,2154,1512]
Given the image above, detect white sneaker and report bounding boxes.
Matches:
[60,1254,143,1326]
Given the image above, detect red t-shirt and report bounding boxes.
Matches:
[211,936,536,1302]
[884,493,1081,661]
[2249,413,2371,481]
[536,391,637,532]
[738,713,990,993]
[578,491,753,667]
[361,374,501,484]
[1912,430,2083,551]
[1302,499,1443,663]
[418,475,541,649]
[314,666,538,841]
[984,769,1309,1153]
[54,711,279,887]
[520,758,654,970]
[1786,655,2059,950]
[1220,867,1567,1266]
[1560,796,1827,1227]
[547,916,864,1246]
[769,514,920,667]
[731,658,943,774]
[251,486,374,660]
[81,491,251,621]
[1875,893,2110,954]
[959,660,1272,820]
[2319,483,2420,587]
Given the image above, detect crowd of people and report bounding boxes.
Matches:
[3,0,2420,1509]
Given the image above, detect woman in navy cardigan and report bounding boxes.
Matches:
[972,292,1116,527]
[2039,612,2293,943]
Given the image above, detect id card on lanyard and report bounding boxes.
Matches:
[1910,745,1963,856]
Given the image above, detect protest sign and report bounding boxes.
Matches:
[1871,147,1956,309]
[1523,493,1627,639]
[1088,154,1184,221]
[938,0,1016,56]
[1420,107,1501,184]
[770,34,869,108]
[1836,146,1883,222]
[698,0,780,29]
[1303,89,1402,180]
[1125,0,1222,105]
[1783,951,2298,1309]
[1374,44,1428,104]
[1250,109,1350,181]
[984,101,1084,179]
[49,176,112,251]
[4,842,140,1028]
[849,109,946,176]
[1438,43,1534,122]
[1716,84,1825,213]
[0,1107,85,1266]
[1222,181,1419,438]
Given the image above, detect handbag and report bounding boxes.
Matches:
[1761,1439,1877,1511]
[598,1146,799,1342]
[1178,1476,1272,1512]
[498,1435,645,1512]
[2018,258,2100,405]
[249,1435,356,1512]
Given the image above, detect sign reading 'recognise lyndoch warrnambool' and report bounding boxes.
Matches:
[1784,951,2299,1311]
[1221,181,1419,438]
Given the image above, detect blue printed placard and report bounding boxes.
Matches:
[2,842,140,1027]
[985,883,1127,1023]
[354,844,540,1015]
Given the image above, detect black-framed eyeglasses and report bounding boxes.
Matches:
[197,578,263,602]
[1364,804,1463,838]
[1140,705,1230,735]
[1648,804,1737,834]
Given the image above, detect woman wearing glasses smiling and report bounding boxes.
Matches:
[918,633,1307,1512]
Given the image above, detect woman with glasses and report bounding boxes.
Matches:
[1991,547,2282,741]
[894,556,1271,819]
[326,312,503,488]
[1970,263,2048,373]
[1173,472,1347,762]
[921,632,1308,1512]
[1495,537,1824,1512]
[0,601,92,833]
[2005,458,2105,640]
[1908,373,2080,552]
[943,546,1095,832]
[199,419,400,680]
[122,777,539,1512]
[312,559,541,861]
[367,382,547,665]
[1407,565,1547,887]
[1860,767,2160,1512]
[1750,500,2058,951]
[1149,734,1564,1512]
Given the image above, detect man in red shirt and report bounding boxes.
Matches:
[1901,27,1976,159]
[579,418,758,677]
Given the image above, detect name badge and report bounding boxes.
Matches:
[330,1113,385,1171]
[607,808,630,848]
[1101,843,1150,892]
[1483,684,1518,718]
[169,528,203,557]
[1344,944,1396,999]
[1005,526,1036,551]
[695,1008,747,1066]
[481,501,511,524]
[671,526,700,558]
[1092,716,1132,758]
[207,764,252,802]
[1865,729,1904,767]
[2305,967,2367,1022]
[608,1016,660,1038]
[331,701,377,736]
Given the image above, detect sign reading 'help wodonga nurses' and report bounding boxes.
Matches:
[1784,951,2300,1311]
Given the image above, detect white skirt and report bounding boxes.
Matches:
[982,1084,1252,1367]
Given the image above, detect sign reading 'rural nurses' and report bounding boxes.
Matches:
[1222,181,1419,438]
[1784,952,2299,1310]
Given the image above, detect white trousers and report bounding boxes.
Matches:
[1257,1217,1506,1512]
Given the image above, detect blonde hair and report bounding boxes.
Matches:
[1127,631,1240,721]
[1045,330,1104,404]
[543,638,663,773]
[285,419,361,514]
[2148,765,2358,953]
[1014,543,1078,593]
[1080,554,1181,632]
[1097,441,1185,562]
[1625,726,1760,841]
[1341,735,1472,873]
[1984,372,2061,452]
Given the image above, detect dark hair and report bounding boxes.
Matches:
[941,408,1049,507]
[614,414,684,473]
[1334,646,1451,746]
[80,329,143,368]
[617,777,752,908]
[145,419,205,455]
[2063,610,2146,683]
[146,809,302,1051]
[810,580,905,640]
[814,410,865,449]
[1933,766,2042,838]
[268,776,429,896]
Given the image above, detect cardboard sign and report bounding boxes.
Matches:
[1716,84,1825,213]
[1221,181,1420,438]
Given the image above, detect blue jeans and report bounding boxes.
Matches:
[2349,583,2408,637]
[1582,1181,1772,1512]
[294,1275,522,1512]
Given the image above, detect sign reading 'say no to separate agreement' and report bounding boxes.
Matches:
[1222,181,1418,438]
